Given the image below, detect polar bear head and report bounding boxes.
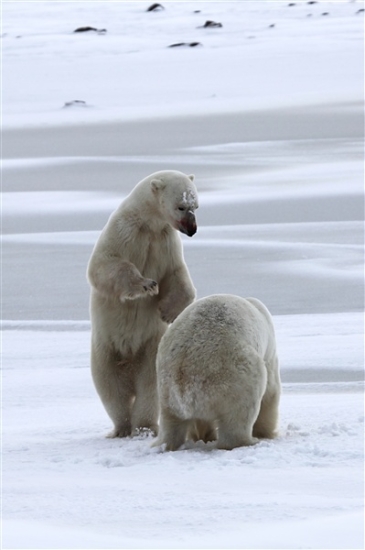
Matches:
[150,171,199,237]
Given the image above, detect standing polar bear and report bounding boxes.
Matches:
[87,170,198,437]
[154,294,281,451]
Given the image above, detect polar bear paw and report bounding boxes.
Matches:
[142,278,159,296]
[120,278,159,301]
[158,304,177,324]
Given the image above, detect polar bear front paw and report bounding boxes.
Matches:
[158,305,177,324]
[120,278,159,301]
[143,279,159,296]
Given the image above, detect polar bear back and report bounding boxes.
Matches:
[158,294,275,369]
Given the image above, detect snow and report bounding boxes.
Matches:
[1,1,364,549]
[2,0,364,126]
[2,325,364,548]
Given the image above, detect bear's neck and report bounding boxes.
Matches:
[123,189,170,235]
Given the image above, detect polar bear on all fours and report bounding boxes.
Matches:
[87,170,198,438]
[154,294,281,451]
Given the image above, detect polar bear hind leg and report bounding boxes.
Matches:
[216,352,266,450]
[252,391,280,439]
[92,336,161,438]
[253,355,280,439]
[131,340,159,436]
[217,411,259,450]
[153,408,191,451]
[91,343,134,438]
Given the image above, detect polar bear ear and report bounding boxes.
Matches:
[151,179,165,193]
[188,174,195,182]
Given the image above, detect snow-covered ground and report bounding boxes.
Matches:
[1,1,364,549]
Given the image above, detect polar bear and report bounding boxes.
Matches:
[154,294,281,451]
[87,170,198,437]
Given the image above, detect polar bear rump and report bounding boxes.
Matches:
[154,294,281,450]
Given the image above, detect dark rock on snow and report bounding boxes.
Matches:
[63,100,88,108]
[147,3,164,11]
[74,26,106,33]
[168,42,202,48]
[200,20,222,28]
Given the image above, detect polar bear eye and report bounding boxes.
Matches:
[178,206,185,212]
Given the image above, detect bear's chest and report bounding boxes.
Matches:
[126,229,173,281]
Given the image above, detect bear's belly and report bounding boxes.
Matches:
[91,292,166,356]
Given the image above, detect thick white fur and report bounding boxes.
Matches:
[87,170,198,437]
[154,294,281,451]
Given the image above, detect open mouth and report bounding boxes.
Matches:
[178,222,197,237]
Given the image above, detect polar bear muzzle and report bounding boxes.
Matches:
[178,210,197,237]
